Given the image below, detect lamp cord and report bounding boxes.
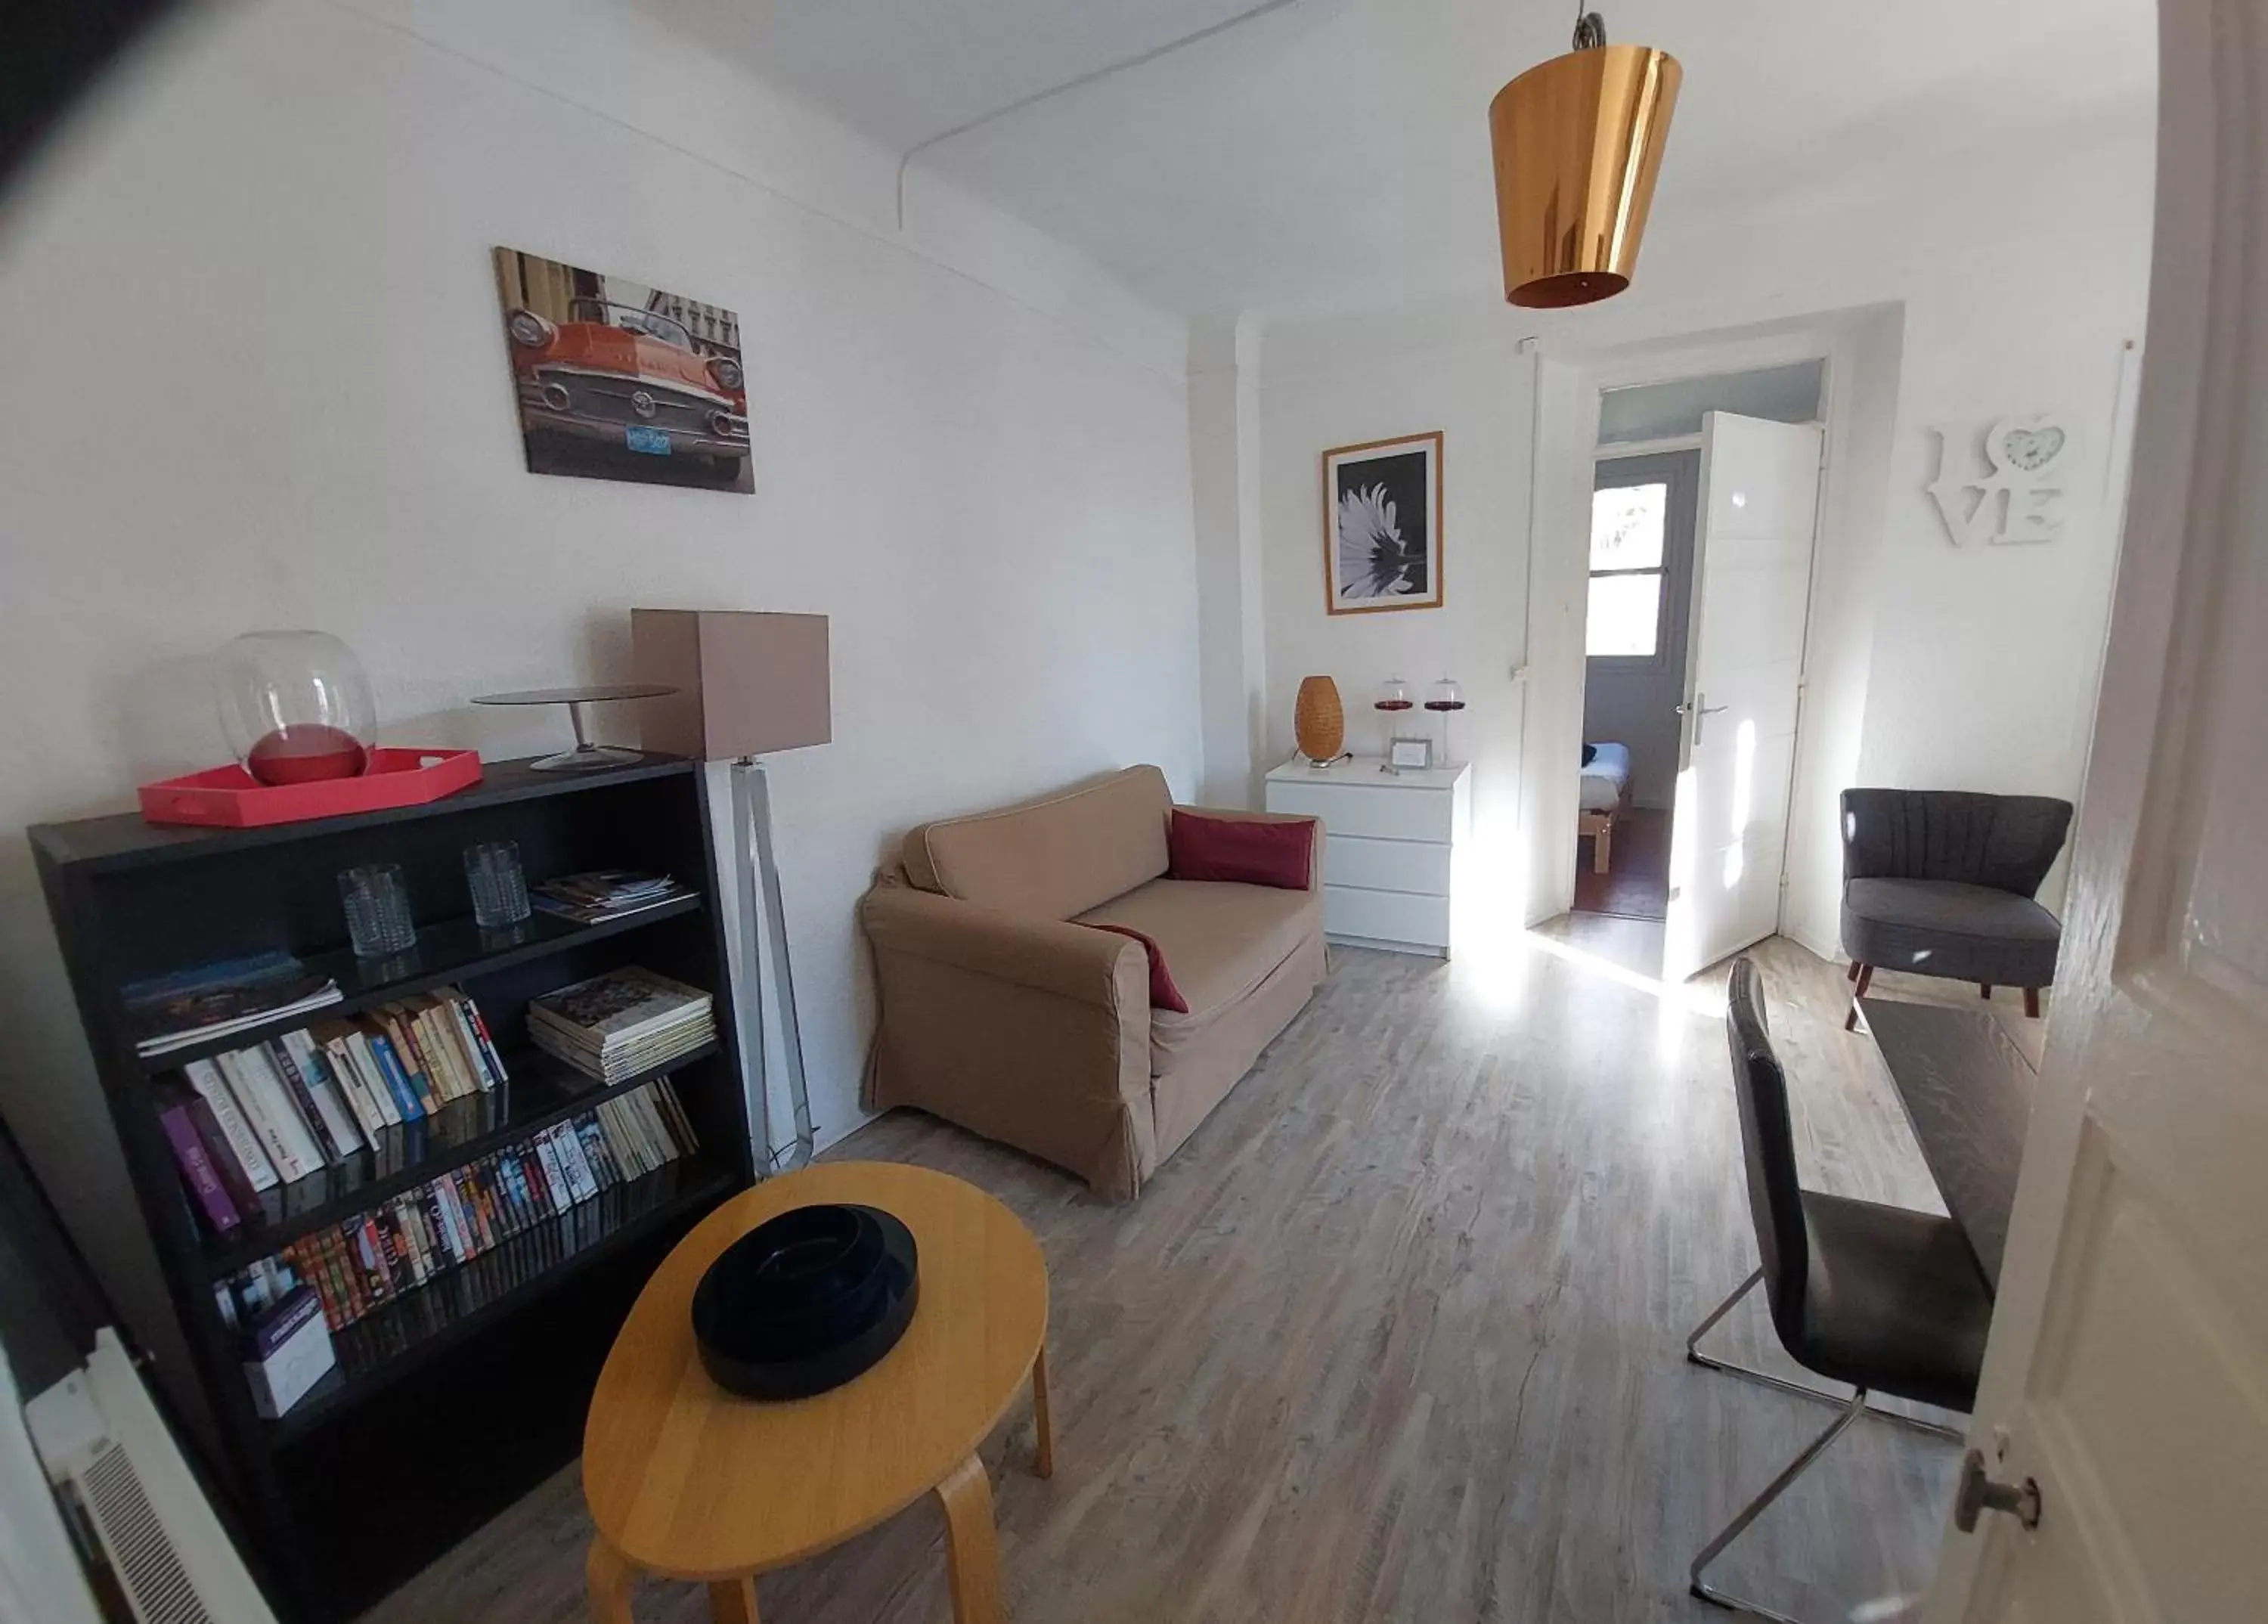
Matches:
[1572,8,1606,49]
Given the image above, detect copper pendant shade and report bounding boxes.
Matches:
[1489,13,1681,308]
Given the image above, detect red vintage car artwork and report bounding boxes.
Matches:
[494,248,753,491]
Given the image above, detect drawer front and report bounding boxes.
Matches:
[1266,780,1455,844]
[1325,833,1451,897]
[1324,885,1451,950]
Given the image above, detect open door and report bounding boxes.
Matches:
[1923,3,2268,1616]
[1662,412,1821,981]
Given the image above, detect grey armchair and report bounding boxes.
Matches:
[1839,789,2074,1028]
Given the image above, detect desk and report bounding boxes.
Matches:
[1857,997,2036,1292]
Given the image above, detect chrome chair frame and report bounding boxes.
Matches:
[1684,1267,1966,1619]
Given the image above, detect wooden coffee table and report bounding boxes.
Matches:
[581,1161,1052,1622]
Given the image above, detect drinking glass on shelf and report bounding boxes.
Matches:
[463,841,531,928]
[337,863,417,957]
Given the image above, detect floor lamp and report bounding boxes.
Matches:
[632,609,828,1173]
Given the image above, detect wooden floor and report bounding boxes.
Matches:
[1573,807,1672,921]
[361,928,1994,1624]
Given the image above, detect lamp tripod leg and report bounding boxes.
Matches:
[730,760,773,1175]
[745,758,816,1168]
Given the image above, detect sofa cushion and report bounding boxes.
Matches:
[1168,809,1315,890]
[1085,922,1190,1014]
[903,766,1171,920]
[1842,877,2062,987]
[1078,878,1321,1071]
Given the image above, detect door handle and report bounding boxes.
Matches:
[1675,696,1730,747]
[1953,1449,2042,1533]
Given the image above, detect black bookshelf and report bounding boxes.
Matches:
[28,756,754,1623]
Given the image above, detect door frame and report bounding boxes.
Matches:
[1517,310,1896,947]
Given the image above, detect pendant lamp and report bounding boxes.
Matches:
[1489,9,1681,308]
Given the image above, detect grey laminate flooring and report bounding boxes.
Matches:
[361,925,2020,1624]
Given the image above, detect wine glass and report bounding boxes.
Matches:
[1424,677,1466,762]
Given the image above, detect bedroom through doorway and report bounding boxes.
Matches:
[1572,361,1826,956]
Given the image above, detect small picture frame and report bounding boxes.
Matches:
[1387,736,1433,772]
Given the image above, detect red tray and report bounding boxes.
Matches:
[138,748,484,828]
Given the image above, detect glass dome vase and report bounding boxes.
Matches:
[215,631,377,786]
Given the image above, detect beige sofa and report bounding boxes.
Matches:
[859,766,1327,1199]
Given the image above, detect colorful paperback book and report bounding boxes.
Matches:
[181,1058,278,1192]
[280,1030,364,1161]
[528,969,712,1048]
[124,952,343,1058]
[159,1096,240,1233]
[216,1046,323,1182]
[361,1030,425,1123]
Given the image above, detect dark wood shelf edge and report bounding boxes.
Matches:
[199,1039,724,1275]
[135,894,705,1074]
[264,1163,736,1445]
[29,755,697,876]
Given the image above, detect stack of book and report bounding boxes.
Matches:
[526,967,714,1084]
[125,951,343,1059]
[530,871,693,925]
[162,988,509,1236]
[212,1077,702,1369]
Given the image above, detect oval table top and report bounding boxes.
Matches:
[582,1161,1048,1580]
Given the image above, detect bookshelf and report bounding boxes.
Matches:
[29,756,753,1623]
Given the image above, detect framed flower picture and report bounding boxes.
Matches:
[1321,431,1443,614]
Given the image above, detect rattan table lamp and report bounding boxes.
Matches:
[1294,675,1346,765]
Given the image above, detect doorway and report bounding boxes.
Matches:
[1556,359,1827,975]
[1573,449,1698,923]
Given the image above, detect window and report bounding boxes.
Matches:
[1587,482,1667,658]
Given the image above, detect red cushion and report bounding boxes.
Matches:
[1086,923,1189,1014]
[1167,809,1315,891]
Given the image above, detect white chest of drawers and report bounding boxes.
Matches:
[1263,756,1470,956]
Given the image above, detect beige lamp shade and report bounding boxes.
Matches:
[631,609,831,761]
[1488,40,1681,308]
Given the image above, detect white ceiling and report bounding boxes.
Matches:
[632,0,2157,321]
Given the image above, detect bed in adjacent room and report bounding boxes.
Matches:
[1579,741,1631,873]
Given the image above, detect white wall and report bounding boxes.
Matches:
[1188,318,1269,807]
[0,0,1198,1429]
[1249,108,2153,956]
[1253,330,1536,932]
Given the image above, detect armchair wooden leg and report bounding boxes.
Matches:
[1844,964,1873,1030]
[2023,987,2042,1018]
[1979,983,1993,999]
[1845,960,1861,983]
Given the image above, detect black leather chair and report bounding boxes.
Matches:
[1686,959,1994,1620]
[1839,788,2073,1027]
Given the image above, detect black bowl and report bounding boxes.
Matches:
[692,1204,919,1400]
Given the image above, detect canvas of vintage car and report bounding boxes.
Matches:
[493,246,753,493]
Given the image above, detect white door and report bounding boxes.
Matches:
[1662,412,1820,981]
[1923,3,2268,1618]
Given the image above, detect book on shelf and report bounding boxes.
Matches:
[528,870,694,925]
[240,1285,336,1421]
[157,1089,241,1236]
[214,1077,702,1349]
[123,950,343,1058]
[526,967,715,1084]
[163,987,511,1234]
